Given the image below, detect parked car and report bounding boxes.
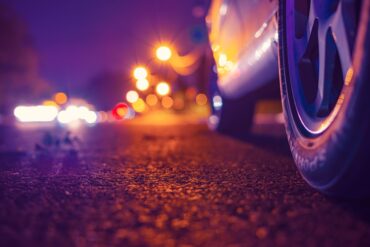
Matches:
[206,0,370,197]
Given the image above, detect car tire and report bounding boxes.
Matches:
[279,0,370,197]
[214,96,255,138]
[208,81,255,139]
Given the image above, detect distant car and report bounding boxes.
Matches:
[206,0,370,197]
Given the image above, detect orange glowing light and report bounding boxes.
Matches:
[117,107,127,117]
[132,98,146,113]
[54,92,68,105]
[156,46,172,61]
[126,90,139,103]
[161,96,174,109]
[146,94,158,106]
[156,82,171,96]
[133,67,148,80]
[196,93,208,106]
[185,87,197,100]
[136,79,150,91]
[173,97,185,110]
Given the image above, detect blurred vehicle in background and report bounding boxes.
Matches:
[206,0,370,197]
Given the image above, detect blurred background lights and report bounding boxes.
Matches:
[84,111,98,124]
[42,100,58,107]
[173,97,185,110]
[146,94,158,106]
[132,98,146,113]
[112,103,129,120]
[195,93,208,106]
[98,111,109,122]
[156,82,171,96]
[208,115,220,129]
[54,92,68,105]
[125,107,136,119]
[136,78,150,91]
[126,90,139,103]
[156,46,172,61]
[77,106,89,117]
[57,105,79,124]
[57,110,72,124]
[77,106,97,124]
[116,107,127,117]
[57,105,97,124]
[212,95,223,110]
[133,67,148,80]
[185,87,197,100]
[161,96,174,109]
[14,105,58,123]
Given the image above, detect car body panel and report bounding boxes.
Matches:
[207,0,279,98]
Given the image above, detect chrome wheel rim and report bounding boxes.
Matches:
[286,0,359,136]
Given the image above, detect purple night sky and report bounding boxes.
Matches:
[1,0,208,91]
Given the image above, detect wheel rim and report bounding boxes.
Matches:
[286,0,359,136]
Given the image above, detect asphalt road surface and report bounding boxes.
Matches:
[1,118,370,246]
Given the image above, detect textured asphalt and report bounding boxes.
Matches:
[1,121,370,246]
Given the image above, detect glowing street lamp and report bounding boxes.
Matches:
[133,67,148,80]
[126,90,139,103]
[156,82,171,96]
[136,78,150,91]
[156,46,172,61]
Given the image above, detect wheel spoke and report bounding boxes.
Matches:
[330,3,354,77]
[294,0,311,39]
[315,26,337,116]
[294,19,318,64]
[307,0,317,39]
[296,19,319,104]
[294,0,315,60]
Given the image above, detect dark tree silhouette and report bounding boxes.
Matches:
[0,4,49,114]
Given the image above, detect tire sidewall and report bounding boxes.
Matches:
[278,0,370,195]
